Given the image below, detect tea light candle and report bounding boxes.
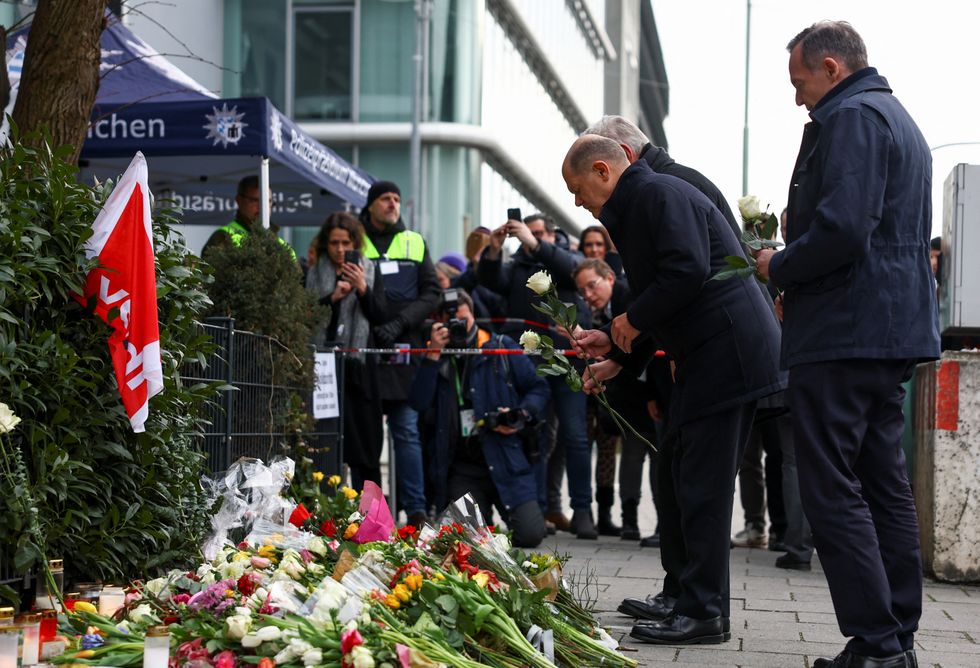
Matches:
[99,586,126,617]
[142,626,170,668]
[0,608,13,627]
[15,614,39,666]
[0,627,20,668]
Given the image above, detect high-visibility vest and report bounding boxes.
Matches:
[362,229,426,262]
[219,220,297,260]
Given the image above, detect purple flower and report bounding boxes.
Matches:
[81,634,104,650]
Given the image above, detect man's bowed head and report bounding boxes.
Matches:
[562,135,632,220]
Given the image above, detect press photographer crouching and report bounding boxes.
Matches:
[409,288,549,547]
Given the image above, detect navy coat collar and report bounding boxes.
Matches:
[810,67,891,123]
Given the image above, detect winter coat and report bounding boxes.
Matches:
[409,332,550,513]
[768,68,940,367]
[600,160,786,427]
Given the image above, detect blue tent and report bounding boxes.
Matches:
[4,13,374,229]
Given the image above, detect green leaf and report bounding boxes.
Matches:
[723,255,750,269]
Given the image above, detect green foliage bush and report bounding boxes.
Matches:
[203,229,324,391]
[0,138,218,592]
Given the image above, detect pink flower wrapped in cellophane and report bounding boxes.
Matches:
[351,480,395,543]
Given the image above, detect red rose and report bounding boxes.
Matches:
[397,525,417,540]
[320,519,337,537]
[237,573,258,597]
[288,503,312,527]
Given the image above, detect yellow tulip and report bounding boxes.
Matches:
[471,572,490,589]
[327,475,342,487]
[73,601,98,614]
[404,574,423,591]
[393,584,411,602]
[74,650,96,659]
[232,550,251,562]
[431,572,445,581]
[343,523,360,540]
[384,594,401,609]
[312,471,324,482]
[341,486,358,500]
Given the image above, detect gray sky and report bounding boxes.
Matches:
[653,0,980,239]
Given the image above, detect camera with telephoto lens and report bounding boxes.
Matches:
[441,288,468,348]
[481,408,529,432]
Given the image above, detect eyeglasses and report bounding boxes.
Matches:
[577,278,604,296]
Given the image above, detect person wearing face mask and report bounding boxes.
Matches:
[307,212,388,490]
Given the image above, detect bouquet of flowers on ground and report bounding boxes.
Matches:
[711,194,783,283]
[521,271,654,450]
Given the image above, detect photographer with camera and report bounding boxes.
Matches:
[307,212,388,490]
[409,289,549,548]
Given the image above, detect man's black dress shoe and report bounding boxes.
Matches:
[617,592,676,621]
[812,649,910,667]
[639,532,660,548]
[775,554,812,571]
[629,613,726,645]
[637,614,730,641]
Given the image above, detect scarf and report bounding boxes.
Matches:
[308,256,375,361]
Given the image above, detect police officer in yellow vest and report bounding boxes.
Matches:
[202,175,296,260]
[360,180,440,526]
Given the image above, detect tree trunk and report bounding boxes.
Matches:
[12,0,108,163]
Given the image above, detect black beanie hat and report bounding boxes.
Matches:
[365,180,401,209]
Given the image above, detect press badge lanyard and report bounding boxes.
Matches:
[452,358,475,437]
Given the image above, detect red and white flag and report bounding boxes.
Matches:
[80,152,163,432]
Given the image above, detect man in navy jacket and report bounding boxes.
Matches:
[756,21,939,668]
[562,135,785,645]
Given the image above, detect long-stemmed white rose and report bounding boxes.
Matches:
[711,194,782,283]
[0,402,21,434]
[521,280,655,451]
[526,270,553,296]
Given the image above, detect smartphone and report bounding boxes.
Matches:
[507,207,522,222]
[344,250,361,265]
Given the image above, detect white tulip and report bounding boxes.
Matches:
[255,626,282,642]
[240,634,262,649]
[0,403,21,434]
[351,645,375,668]
[225,614,252,640]
[526,270,553,295]
[519,331,541,352]
[302,649,323,666]
[737,195,762,220]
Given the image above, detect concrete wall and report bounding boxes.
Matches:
[914,352,980,582]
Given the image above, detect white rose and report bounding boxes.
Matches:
[255,626,282,642]
[306,536,328,556]
[302,648,323,666]
[143,577,170,599]
[226,614,252,640]
[526,270,553,296]
[519,331,541,352]
[737,195,762,221]
[128,603,156,623]
[351,645,375,668]
[0,403,21,434]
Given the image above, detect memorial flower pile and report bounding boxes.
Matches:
[45,459,634,668]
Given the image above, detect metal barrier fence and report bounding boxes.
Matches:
[181,317,344,476]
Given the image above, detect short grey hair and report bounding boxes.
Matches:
[787,21,868,72]
[584,115,649,157]
[565,135,630,175]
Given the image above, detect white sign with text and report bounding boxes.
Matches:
[313,352,339,419]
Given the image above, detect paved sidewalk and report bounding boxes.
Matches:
[544,534,980,668]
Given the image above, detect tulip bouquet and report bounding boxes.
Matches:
[711,195,783,283]
[521,272,655,451]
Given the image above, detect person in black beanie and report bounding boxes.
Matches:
[358,180,441,526]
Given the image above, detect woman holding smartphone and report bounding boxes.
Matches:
[307,212,388,490]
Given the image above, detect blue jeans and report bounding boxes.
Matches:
[547,376,592,511]
[384,400,427,516]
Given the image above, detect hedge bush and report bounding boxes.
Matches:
[0,138,218,597]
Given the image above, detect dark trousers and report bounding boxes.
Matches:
[655,428,684,600]
[789,360,920,657]
[738,419,786,535]
[672,401,757,619]
[773,414,812,563]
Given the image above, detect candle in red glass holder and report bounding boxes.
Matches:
[38,611,57,643]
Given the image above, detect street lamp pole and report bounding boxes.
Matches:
[741,0,751,197]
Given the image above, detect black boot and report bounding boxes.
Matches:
[621,498,640,540]
[596,487,620,536]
